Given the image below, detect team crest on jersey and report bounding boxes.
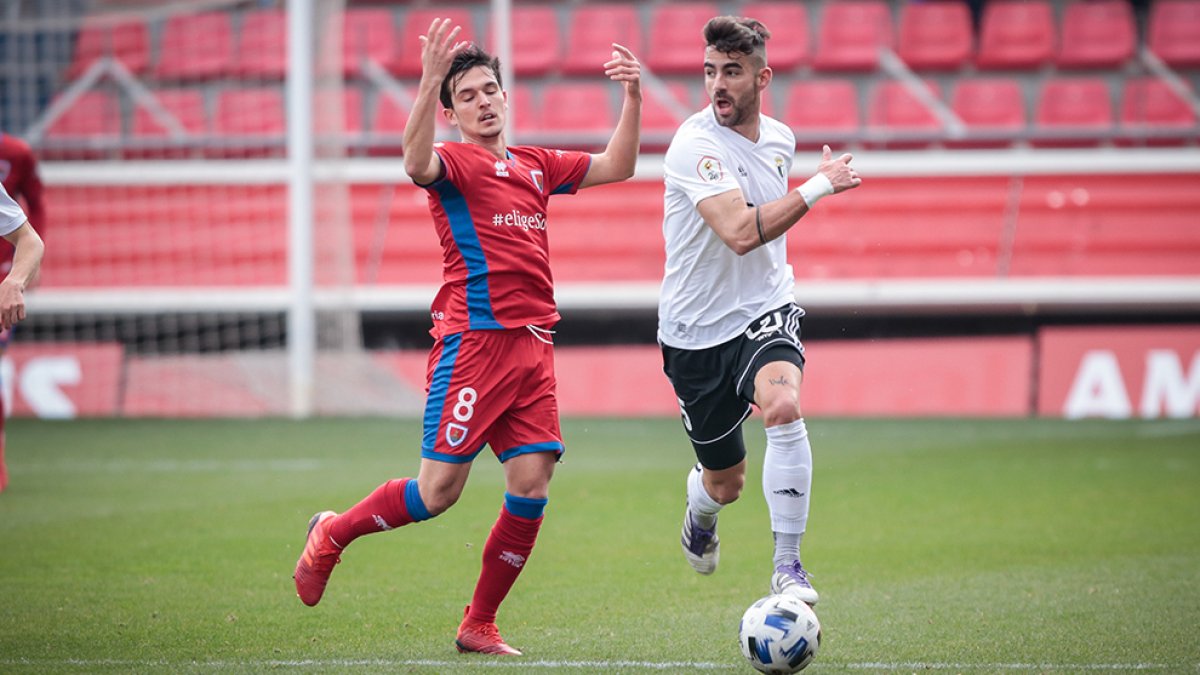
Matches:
[494,160,509,177]
[697,156,723,182]
[528,169,545,193]
[775,156,786,178]
[446,422,469,447]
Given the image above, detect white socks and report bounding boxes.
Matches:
[686,463,722,529]
[762,419,812,563]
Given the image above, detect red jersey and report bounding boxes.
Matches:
[0,133,45,270]
[421,141,591,338]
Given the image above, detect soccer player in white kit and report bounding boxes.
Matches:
[0,180,45,492]
[658,16,861,604]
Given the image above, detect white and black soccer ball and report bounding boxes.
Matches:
[738,593,821,674]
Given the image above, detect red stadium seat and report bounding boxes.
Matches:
[1119,77,1197,145]
[782,79,860,148]
[234,9,287,79]
[212,87,285,156]
[509,84,539,136]
[67,17,150,78]
[128,88,207,158]
[44,90,122,140]
[976,0,1055,70]
[645,3,719,75]
[563,4,643,76]
[392,9,475,78]
[642,81,700,141]
[812,1,893,72]
[867,80,943,148]
[487,6,560,77]
[950,78,1026,147]
[154,12,234,81]
[1148,0,1200,68]
[538,82,615,132]
[314,87,365,149]
[1056,0,1135,69]
[741,3,810,72]
[1033,78,1113,147]
[897,1,974,71]
[130,89,207,135]
[334,8,396,78]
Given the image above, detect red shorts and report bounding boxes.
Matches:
[421,327,563,464]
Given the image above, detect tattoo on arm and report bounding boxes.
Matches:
[769,375,789,386]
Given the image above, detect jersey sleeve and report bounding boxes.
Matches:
[537,148,591,196]
[0,182,28,236]
[664,130,742,206]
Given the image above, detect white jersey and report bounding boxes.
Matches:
[0,181,26,237]
[658,107,799,350]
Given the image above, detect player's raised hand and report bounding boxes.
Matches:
[816,144,862,193]
[419,18,468,81]
[604,43,642,100]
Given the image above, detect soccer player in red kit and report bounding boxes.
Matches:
[293,18,641,655]
[0,133,45,493]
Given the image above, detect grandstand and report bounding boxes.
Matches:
[0,0,1196,418]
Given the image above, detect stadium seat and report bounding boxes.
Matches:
[782,79,860,148]
[43,89,122,139]
[212,87,285,156]
[315,87,365,151]
[234,8,287,79]
[129,88,208,158]
[1148,0,1200,68]
[867,80,944,148]
[509,83,539,136]
[1056,0,1135,69]
[487,6,560,77]
[741,2,810,72]
[538,82,615,135]
[897,0,974,71]
[335,8,396,78]
[392,8,475,78]
[642,80,700,142]
[1033,78,1113,147]
[67,17,150,79]
[154,11,234,81]
[1119,77,1197,145]
[949,78,1026,147]
[976,0,1055,70]
[563,4,643,76]
[645,3,719,75]
[813,0,892,72]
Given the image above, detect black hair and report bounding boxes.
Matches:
[439,44,503,109]
[702,16,771,68]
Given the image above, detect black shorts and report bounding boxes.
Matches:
[661,304,806,471]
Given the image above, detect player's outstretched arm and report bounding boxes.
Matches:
[580,43,642,189]
[404,18,466,185]
[697,145,862,255]
[0,221,44,330]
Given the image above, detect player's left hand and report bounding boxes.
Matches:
[0,279,27,330]
[604,43,642,100]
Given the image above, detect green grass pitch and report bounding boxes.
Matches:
[0,417,1197,673]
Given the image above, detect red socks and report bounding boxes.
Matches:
[328,478,429,547]
[467,496,546,625]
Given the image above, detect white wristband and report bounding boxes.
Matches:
[796,173,834,208]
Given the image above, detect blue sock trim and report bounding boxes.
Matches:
[404,479,433,522]
[503,492,548,520]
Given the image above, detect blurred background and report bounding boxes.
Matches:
[0,0,1196,420]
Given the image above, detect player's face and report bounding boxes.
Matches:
[703,47,768,129]
[445,65,507,140]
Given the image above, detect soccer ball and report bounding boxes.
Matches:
[738,593,821,674]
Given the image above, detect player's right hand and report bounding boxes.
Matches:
[817,144,862,193]
[419,17,468,82]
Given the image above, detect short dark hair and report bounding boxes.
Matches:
[439,44,503,109]
[703,16,771,68]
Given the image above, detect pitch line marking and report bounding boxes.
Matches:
[1,658,1193,671]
